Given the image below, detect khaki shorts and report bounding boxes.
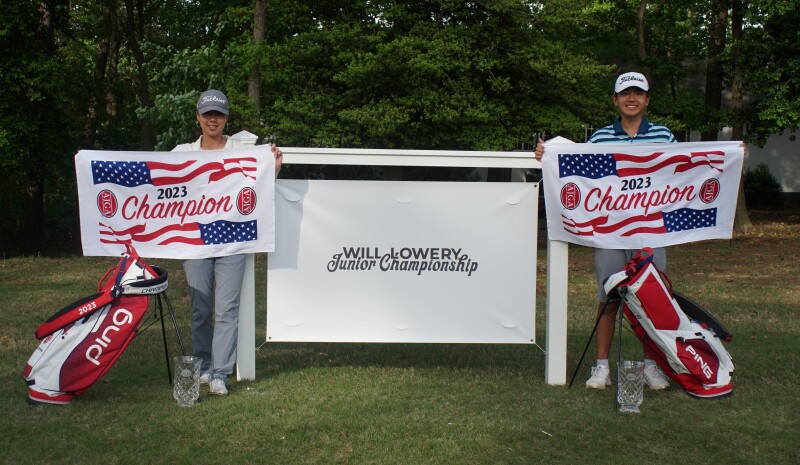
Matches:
[595,248,666,302]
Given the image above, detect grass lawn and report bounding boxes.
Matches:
[1,207,798,465]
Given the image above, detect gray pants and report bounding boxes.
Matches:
[183,254,247,380]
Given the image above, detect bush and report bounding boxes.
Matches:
[744,163,784,209]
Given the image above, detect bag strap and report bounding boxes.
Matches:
[658,269,674,294]
[97,266,117,292]
[120,265,169,295]
[624,247,654,277]
[603,247,656,296]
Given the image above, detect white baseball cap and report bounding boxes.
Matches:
[614,72,649,94]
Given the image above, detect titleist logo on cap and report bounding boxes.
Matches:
[201,95,226,105]
[615,72,649,93]
[197,90,229,114]
[619,75,645,85]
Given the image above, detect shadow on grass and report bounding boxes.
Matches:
[256,341,547,376]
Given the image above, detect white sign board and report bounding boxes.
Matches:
[267,180,538,344]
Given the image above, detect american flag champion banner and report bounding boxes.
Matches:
[75,146,276,259]
[542,141,744,249]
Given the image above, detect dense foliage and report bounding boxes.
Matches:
[1,0,798,255]
[744,163,784,209]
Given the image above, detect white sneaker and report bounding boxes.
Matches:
[586,365,612,389]
[208,378,228,396]
[644,365,670,390]
[199,373,210,385]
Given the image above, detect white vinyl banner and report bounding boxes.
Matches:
[75,147,275,259]
[542,141,744,249]
[267,180,538,344]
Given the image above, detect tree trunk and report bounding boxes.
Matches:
[23,171,45,255]
[84,1,116,149]
[247,0,267,128]
[730,0,752,232]
[123,0,153,150]
[80,2,119,253]
[105,26,122,136]
[701,0,727,142]
[23,1,58,254]
[637,0,647,61]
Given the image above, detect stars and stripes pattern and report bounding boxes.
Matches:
[562,208,717,237]
[92,157,257,187]
[559,151,725,179]
[99,220,257,246]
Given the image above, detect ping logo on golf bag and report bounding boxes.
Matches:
[686,345,715,379]
[85,308,135,366]
[678,339,719,381]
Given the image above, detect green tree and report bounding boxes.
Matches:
[740,1,800,145]
[259,0,612,150]
[4,0,799,255]
[0,1,87,255]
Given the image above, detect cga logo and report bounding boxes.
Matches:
[560,183,581,210]
[85,308,134,366]
[97,190,118,218]
[699,179,720,204]
[237,187,257,215]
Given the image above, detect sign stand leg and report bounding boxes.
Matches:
[545,240,569,385]
[236,254,257,381]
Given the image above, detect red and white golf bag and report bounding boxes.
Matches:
[23,244,169,405]
[604,248,734,399]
